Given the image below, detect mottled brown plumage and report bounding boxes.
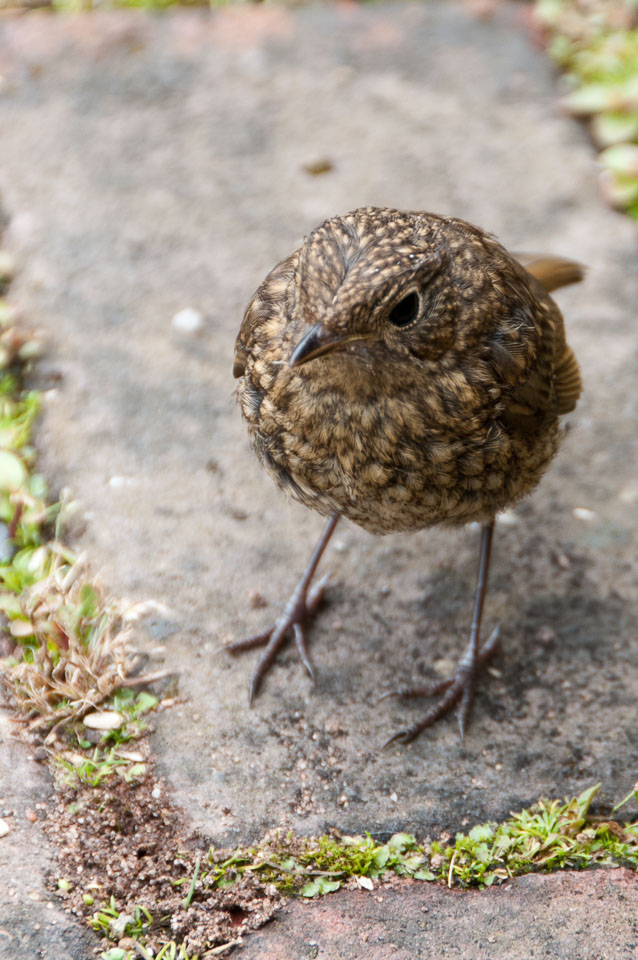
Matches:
[230,207,582,742]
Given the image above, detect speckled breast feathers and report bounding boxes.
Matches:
[234,207,581,534]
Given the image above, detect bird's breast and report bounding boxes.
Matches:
[238,350,559,534]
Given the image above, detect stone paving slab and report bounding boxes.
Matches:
[0,4,637,957]
[239,869,638,960]
[0,715,99,959]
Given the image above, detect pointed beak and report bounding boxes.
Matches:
[289,323,352,367]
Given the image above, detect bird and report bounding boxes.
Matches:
[229,206,582,744]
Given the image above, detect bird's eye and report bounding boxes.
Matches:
[387,291,419,328]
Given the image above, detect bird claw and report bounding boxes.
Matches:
[381,626,501,746]
[224,573,333,703]
[223,514,340,702]
[293,622,315,682]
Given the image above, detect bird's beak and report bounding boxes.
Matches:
[289,323,354,367]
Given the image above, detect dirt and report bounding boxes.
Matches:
[42,770,281,957]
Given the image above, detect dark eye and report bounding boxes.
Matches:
[387,291,419,328]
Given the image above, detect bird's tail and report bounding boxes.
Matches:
[514,253,585,293]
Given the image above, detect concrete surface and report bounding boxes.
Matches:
[239,868,638,960]
[0,3,637,957]
[0,714,99,959]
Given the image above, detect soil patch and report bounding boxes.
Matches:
[42,771,281,957]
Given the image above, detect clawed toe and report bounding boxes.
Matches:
[222,629,273,656]
[243,602,323,704]
[225,515,339,703]
[222,611,318,703]
[381,626,501,746]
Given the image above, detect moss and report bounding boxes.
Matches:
[195,783,638,897]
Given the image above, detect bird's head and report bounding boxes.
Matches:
[287,207,497,371]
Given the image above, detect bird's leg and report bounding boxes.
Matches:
[381,518,499,746]
[225,513,340,704]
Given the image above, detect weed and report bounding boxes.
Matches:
[0,350,161,745]
[196,784,638,897]
[92,896,154,940]
[536,0,638,217]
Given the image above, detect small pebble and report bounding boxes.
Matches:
[496,509,519,526]
[248,589,267,609]
[537,626,555,644]
[151,787,161,800]
[0,819,10,837]
[83,711,125,731]
[433,658,455,676]
[302,158,334,176]
[172,307,204,334]
[109,475,135,489]
[573,507,597,521]
[114,750,144,763]
[618,484,638,505]
[9,619,33,638]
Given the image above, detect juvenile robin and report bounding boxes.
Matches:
[230,207,582,743]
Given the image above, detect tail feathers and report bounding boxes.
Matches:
[515,253,585,293]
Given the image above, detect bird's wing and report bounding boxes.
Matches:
[497,255,583,429]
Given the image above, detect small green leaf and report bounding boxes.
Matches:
[0,450,26,492]
[611,785,638,814]
[387,832,416,851]
[402,854,427,873]
[469,824,494,842]
[78,584,99,619]
[576,783,601,817]
[592,111,638,146]
[0,594,22,616]
[413,869,436,881]
[132,691,158,715]
[373,845,390,869]
[28,473,48,499]
[563,83,619,114]
[124,763,147,780]
[473,843,491,863]
[600,144,638,177]
[301,878,341,898]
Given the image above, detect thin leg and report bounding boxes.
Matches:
[458,517,495,737]
[225,513,340,703]
[382,518,498,746]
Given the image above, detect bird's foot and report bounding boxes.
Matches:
[223,574,331,704]
[380,626,501,746]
